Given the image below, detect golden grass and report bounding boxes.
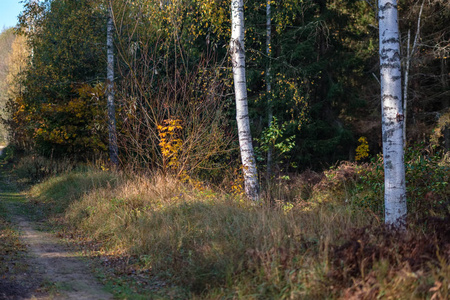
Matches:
[28,168,449,299]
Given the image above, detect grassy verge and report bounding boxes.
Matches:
[0,198,28,279]
[0,155,29,272]
[25,164,449,299]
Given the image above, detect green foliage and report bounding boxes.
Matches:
[0,28,15,143]
[355,145,450,218]
[353,156,384,215]
[255,117,296,165]
[13,0,107,158]
[404,145,449,216]
[0,144,16,162]
[4,0,448,180]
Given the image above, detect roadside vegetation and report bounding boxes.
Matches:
[4,144,448,299]
[0,0,449,298]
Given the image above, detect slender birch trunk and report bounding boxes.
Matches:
[403,29,410,149]
[266,0,273,181]
[378,0,407,226]
[107,4,119,166]
[403,0,424,148]
[230,0,260,201]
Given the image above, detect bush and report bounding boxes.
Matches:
[287,144,449,221]
[355,145,450,219]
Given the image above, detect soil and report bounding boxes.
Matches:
[0,147,113,300]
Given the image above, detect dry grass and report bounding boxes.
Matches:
[27,166,449,299]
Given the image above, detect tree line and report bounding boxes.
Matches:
[1,0,449,226]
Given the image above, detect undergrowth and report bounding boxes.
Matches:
[23,150,449,299]
[7,143,447,299]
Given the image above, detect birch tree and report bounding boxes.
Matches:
[230,0,260,201]
[378,0,407,225]
[107,3,119,166]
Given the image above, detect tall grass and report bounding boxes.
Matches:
[28,168,118,217]
[28,163,449,299]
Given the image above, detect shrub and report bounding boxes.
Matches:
[355,145,450,219]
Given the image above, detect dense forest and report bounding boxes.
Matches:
[0,0,449,298]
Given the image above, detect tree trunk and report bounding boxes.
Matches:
[403,0,424,149]
[403,29,410,149]
[107,5,119,166]
[230,0,260,201]
[266,0,273,181]
[378,0,407,226]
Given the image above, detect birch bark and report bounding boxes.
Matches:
[230,0,260,201]
[107,4,119,166]
[378,0,407,225]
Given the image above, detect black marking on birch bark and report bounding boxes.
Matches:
[380,63,400,69]
[392,75,401,81]
[396,113,404,122]
[380,3,397,11]
[380,48,397,54]
[382,94,399,101]
[382,52,400,60]
[380,52,397,59]
[232,62,245,68]
[383,128,395,140]
[383,106,396,111]
[385,161,393,169]
[380,54,396,61]
[230,39,244,53]
[382,38,399,44]
[383,121,395,127]
[239,134,251,138]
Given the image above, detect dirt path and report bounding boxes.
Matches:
[0,157,113,300]
[11,216,113,300]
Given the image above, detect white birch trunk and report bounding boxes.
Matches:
[107,5,119,166]
[231,0,260,201]
[378,0,407,226]
[266,0,273,180]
